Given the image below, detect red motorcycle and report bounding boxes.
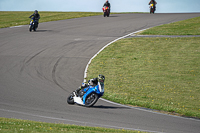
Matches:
[102,6,110,17]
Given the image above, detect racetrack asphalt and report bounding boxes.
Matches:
[0,13,200,133]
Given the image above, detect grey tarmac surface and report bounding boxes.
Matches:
[0,13,200,133]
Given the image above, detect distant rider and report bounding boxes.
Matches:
[75,74,105,95]
[29,10,40,28]
[149,0,157,11]
[103,0,111,13]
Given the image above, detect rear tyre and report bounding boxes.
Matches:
[67,93,75,104]
[84,93,98,107]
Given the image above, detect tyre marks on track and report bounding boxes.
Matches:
[20,49,46,73]
[52,56,69,92]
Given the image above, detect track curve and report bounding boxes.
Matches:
[0,13,200,133]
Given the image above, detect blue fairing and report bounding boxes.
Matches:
[82,85,104,104]
[30,17,37,25]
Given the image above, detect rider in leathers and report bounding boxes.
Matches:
[103,0,111,13]
[75,74,105,95]
[149,0,157,11]
[29,10,40,29]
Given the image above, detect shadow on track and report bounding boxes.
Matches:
[35,30,52,32]
[107,16,118,17]
[91,105,130,109]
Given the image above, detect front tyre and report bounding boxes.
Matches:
[150,8,154,14]
[107,12,110,17]
[67,93,75,104]
[104,12,106,17]
[85,93,98,107]
[29,25,32,32]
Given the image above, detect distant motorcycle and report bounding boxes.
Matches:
[149,4,155,14]
[67,83,104,107]
[102,6,110,17]
[29,17,38,32]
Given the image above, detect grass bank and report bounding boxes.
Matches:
[0,11,103,28]
[140,16,200,35]
[0,117,145,133]
[87,17,200,118]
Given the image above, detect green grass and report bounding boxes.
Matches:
[0,11,103,28]
[0,117,145,133]
[1,12,200,131]
[140,16,200,35]
[87,16,200,118]
[87,37,200,118]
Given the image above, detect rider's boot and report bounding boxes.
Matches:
[75,87,81,95]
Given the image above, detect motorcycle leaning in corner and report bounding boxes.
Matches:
[102,6,110,17]
[67,75,105,107]
[29,17,38,32]
[67,84,104,107]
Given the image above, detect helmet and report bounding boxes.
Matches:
[98,74,105,83]
[34,10,38,14]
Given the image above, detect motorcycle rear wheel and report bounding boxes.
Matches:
[85,93,98,107]
[67,92,75,104]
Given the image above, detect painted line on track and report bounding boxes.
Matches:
[100,98,200,122]
[9,25,24,28]
[0,108,162,133]
[83,28,200,122]
[1,28,199,133]
[83,28,149,82]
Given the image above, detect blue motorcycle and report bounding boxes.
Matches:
[29,17,38,32]
[67,83,104,107]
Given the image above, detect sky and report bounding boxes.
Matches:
[0,0,200,13]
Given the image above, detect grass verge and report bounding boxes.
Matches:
[0,117,145,133]
[0,11,103,28]
[140,16,200,35]
[87,37,200,118]
[1,12,199,130]
[87,17,200,118]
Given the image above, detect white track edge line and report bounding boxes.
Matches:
[83,28,200,122]
[0,108,162,133]
[83,28,149,82]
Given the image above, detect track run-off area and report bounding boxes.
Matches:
[0,13,200,133]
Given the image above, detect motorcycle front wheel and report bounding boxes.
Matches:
[84,93,98,107]
[104,12,107,17]
[67,92,75,104]
[150,8,154,14]
[107,12,110,17]
[29,25,32,32]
